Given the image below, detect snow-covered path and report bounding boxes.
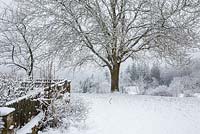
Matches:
[69,93,200,134]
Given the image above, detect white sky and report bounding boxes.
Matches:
[0,0,13,10]
[0,0,12,4]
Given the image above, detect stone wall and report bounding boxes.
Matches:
[7,98,40,128]
[0,80,71,134]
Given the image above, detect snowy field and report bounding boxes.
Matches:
[41,93,200,134]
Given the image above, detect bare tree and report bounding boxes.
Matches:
[0,5,45,79]
[16,0,200,92]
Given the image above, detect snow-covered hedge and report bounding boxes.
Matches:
[0,73,20,105]
[77,75,110,93]
[168,76,200,97]
[146,76,200,97]
[147,85,173,97]
[79,75,100,93]
[123,59,200,97]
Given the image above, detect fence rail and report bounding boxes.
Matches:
[20,79,64,88]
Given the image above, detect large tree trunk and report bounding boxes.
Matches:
[110,63,120,92]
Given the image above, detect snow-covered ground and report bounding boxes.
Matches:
[41,93,200,134]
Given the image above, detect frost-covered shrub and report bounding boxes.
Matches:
[153,91,173,97]
[124,59,200,97]
[160,63,193,86]
[124,62,163,94]
[42,94,88,131]
[168,76,200,97]
[150,64,161,82]
[133,77,159,95]
[145,75,200,97]
[79,75,100,93]
[126,63,140,82]
[97,81,110,93]
[147,75,200,97]
[0,73,21,105]
[125,62,151,85]
[147,85,173,97]
[122,86,140,94]
[160,73,174,86]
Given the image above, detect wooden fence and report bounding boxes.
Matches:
[0,80,71,134]
[20,79,64,88]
